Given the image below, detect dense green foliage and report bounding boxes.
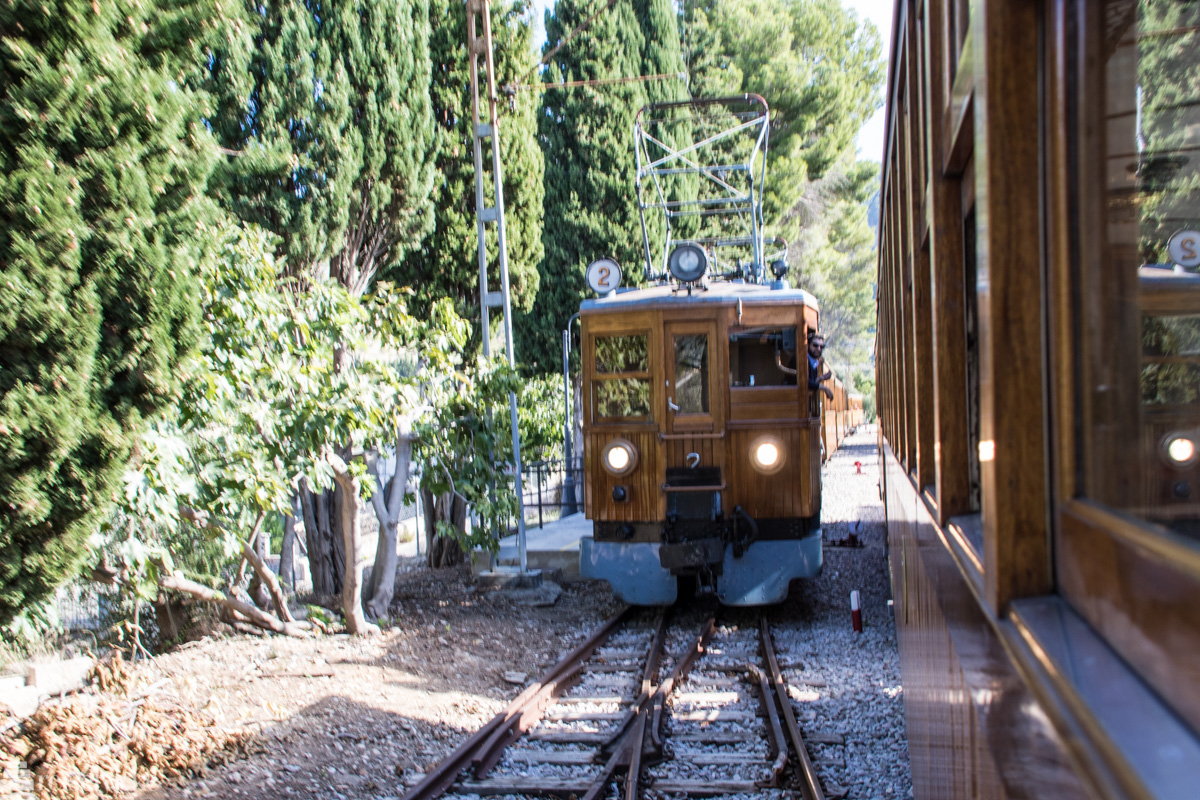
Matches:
[518,0,690,373]
[208,0,437,289]
[389,0,544,353]
[1,0,887,627]
[795,159,879,387]
[106,225,433,625]
[0,0,225,623]
[684,0,884,234]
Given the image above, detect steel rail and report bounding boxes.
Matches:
[748,663,789,787]
[471,662,584,777]
[399,606,631,800]
[760,616,826,800]
[649,617,717,751]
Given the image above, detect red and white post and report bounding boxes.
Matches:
[850,590,863,633]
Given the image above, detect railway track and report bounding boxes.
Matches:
[401,606,828,800]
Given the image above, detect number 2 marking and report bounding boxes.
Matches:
[1184,237,1198,261]
[598,265,611,286]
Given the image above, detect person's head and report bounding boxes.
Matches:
[807,333,826,357]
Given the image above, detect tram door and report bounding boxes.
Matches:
[663,321,724,521]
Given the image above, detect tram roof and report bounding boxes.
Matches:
[580,281,819,311]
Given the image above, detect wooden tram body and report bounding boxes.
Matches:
[877,1,1199,798]
[577,283,831,606]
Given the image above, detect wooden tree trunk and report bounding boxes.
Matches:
[301,481,345,598]
[365,432,414,620]
[422,487,467,568]
[328,456,378,636]
[279,494,301,592]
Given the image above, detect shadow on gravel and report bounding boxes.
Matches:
[137,695,468,800]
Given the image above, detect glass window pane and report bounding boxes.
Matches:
[1081,2,1200,541]
[594,378,651,419]
[728,326,798,387]
[595,334,648,374]
[674,334,709,414]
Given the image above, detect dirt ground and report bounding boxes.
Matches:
[4,426,895,800]
[118,564,623,800]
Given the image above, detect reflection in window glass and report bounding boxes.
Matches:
[595,334,648,374]
[1142,315,1200,405]
[594,378,651,419]
[1085,2,1200,540]
[674,334,709,414]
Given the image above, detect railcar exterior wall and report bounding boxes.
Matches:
[877,1,1200,798]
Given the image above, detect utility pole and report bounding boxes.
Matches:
[467,0,529,573]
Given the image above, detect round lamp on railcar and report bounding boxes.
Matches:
[601,438,640,476]
[668,243,709,283]
[749,434,786,475]
[1161,432,1200,468]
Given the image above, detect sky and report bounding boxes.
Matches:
[526,0,895,162]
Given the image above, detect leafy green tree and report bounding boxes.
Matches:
[795,159,878,396]
[106,225,435,635]
[0,0,225,624]
[206,0,438,604]
[415,360,566,568]
[683,0,884,230]
[519,0,691,373]
[388,0,543,354]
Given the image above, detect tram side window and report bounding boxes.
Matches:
[729,327,799,388]
[1076,2,1200,541]
[964,208,982,514]
[593,334,652,420]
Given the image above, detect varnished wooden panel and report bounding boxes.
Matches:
[731,402,801,422]
[728,425,816,519]
[974,0,1050,608]
[1058,502,1200,735]
[584,429,661,521]
[885,445,1089,800]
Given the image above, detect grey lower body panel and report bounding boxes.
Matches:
[579,534,821,606]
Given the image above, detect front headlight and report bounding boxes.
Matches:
[1161,432,1199,468]
[750,435,786,474]
[602,438,639,476]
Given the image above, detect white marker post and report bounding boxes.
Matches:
[851,590,863,633]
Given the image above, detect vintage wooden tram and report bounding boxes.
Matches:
[577,281,827,606]
[876,1,1199,797]
[577,96,844,606]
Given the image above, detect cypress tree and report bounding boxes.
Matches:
[389,0,544,350]
[0,0,225,622]
[518,0,689,373]
[209,0,437,286]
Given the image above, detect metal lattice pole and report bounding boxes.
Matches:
[467,0,528,572]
